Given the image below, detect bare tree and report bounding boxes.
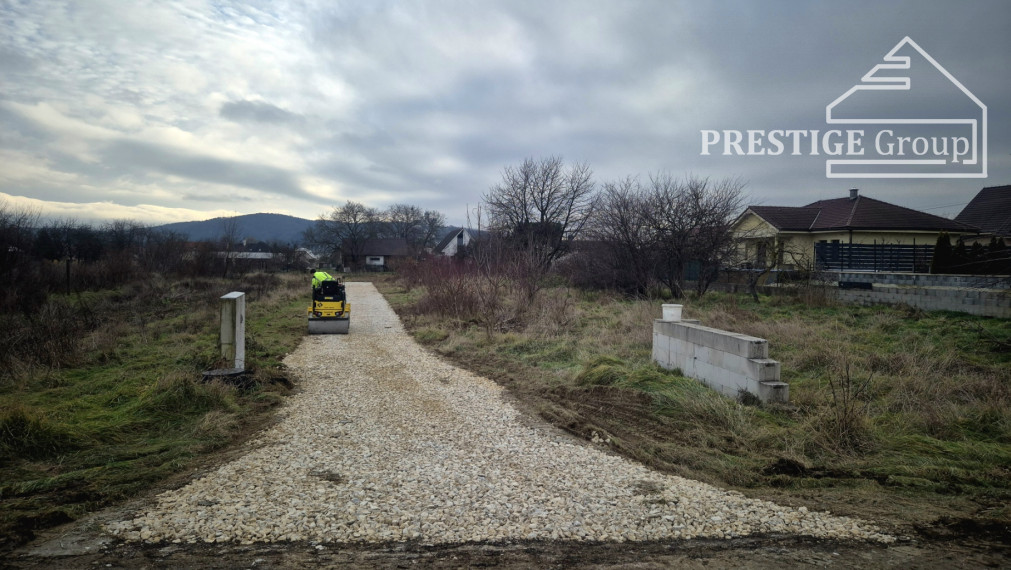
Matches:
[483,156,597,298]
[219,216,241,278]
[684,176,748,296]
[384,204,424,244]
[735,236,820,302]
[0,199,42,312]
[143,229,188,274]
[640,174,748,299]
[644,172,695,299]
[381,204,446,253]
[419,209,447,252]
[588,176,657,295]
[304,201,379,270]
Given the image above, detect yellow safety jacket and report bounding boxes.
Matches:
[312,271,334,289]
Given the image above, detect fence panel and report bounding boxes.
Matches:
[814,242,934,272]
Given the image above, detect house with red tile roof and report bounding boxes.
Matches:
[733,189,979,271]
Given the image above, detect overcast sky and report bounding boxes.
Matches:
[2,0,1008,226]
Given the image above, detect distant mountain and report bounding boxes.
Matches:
[156,213,315,244]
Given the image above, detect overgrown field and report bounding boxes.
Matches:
[376,273,1011,537]
[0,272,307,550]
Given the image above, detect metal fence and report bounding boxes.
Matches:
[814,242,934,272]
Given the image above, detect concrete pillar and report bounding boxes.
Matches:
[220,291,245,371]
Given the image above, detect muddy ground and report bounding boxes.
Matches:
[4,517,1008,569]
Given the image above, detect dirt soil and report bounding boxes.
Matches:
[4,518,1008,569]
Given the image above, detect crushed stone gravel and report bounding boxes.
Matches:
[106,282,893,545]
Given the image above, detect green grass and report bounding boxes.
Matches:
[0,272,307,549]
[377,277,1011,530]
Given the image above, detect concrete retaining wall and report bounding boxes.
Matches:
[652,319,788,403]
[832,271,1009,289]
[700,273,1011,318]
[835,285,1011,317]
[827,271,1011,317]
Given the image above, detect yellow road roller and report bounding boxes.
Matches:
[307,270,350,334]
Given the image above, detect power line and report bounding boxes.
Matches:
[920,201,969,212]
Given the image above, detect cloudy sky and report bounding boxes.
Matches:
[1,0,1008,226]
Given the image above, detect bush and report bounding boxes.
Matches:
[133,374,237,422]
[575,356,628,386]
[0,298,91,382]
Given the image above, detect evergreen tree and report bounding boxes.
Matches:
[930,231,952,274]
[952,241,969,274]
[988,237,1009,275]
[969,242,986,274]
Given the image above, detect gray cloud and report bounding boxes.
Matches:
[182,192,254,203]
[101,140,316,202]
[220,100,303,125]
[0,0,1008,225]
[0,46,35,74]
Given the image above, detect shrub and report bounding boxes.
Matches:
[132,374,237,424]
[820,363,874,452]
[575,356,628,386]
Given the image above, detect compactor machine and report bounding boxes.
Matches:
[307,270,350,334]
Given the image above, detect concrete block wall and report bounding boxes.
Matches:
[652,320,788,403]
[832,271,1009,290]
[834,286,1011,318]
[824,271,1011,317]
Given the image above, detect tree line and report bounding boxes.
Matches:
[932,232,1010,275]
[475,156,747,299]
[303,203,446,269]
[0,201,308,315]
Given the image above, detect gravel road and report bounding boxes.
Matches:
[106,282,892,546]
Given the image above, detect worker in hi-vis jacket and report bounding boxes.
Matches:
[312,270,334,290]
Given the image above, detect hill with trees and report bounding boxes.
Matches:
[156,213,314,244]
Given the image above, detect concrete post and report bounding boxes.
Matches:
[220,291,245,371]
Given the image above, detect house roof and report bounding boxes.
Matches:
[360,238,411,256]
[433,227,490,253]
[747,192,978,233]
[955,185,1011,237]
[434,227,464,253]
[748,206,822,231]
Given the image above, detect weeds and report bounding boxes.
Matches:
[823,363,874,452]
[0,405,79,460]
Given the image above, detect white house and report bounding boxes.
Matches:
[434,227,485,256]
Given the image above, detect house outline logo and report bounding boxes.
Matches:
[825,36,987,179]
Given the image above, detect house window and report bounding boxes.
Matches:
[367,256,383,264]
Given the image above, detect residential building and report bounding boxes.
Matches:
[733,189,979,272]
[433,227,486,256]
[357,238,411,270]
[955,185,1011,245]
